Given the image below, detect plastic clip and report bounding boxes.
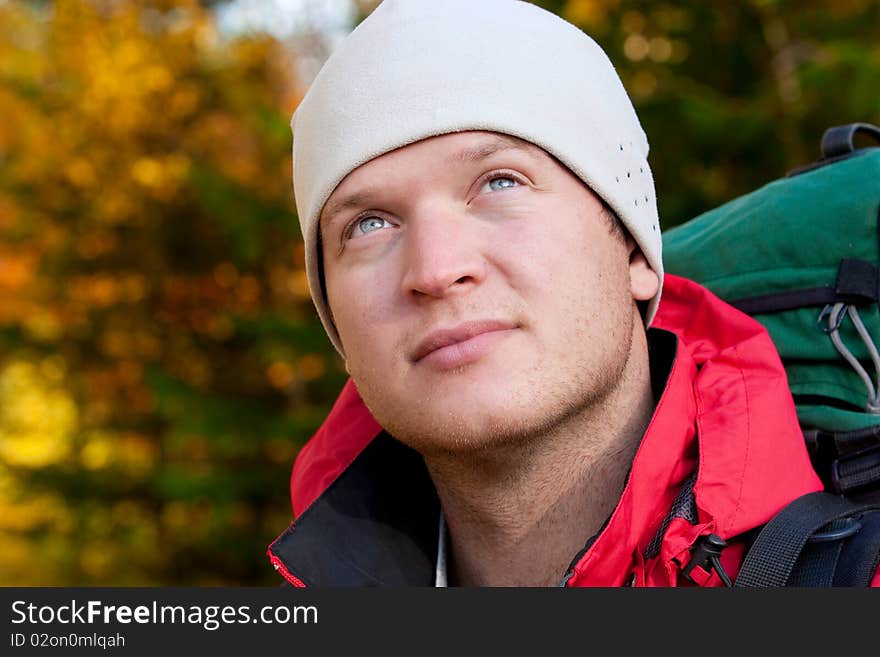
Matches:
[682,533,732,587]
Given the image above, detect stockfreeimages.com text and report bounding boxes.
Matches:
[11,599,317,631]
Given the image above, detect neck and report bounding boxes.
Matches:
[426,323,656,587]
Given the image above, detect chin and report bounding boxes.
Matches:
[374,391,564,457]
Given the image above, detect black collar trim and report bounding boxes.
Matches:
[271,432,439,586]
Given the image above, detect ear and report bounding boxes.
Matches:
[627,236,659,302]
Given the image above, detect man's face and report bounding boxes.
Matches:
[320,131,658,456]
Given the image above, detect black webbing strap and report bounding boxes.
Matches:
[734,491,880,587]
[728,287,836,315]
[787,528,846,587]
[727,259,880,316]
[832,445,880,495]
[815,423,880,457]
[833,509,880,586]
[803,426,880,494]
[787,122,880,177]
[836,258,880,304]
[821,123,880,159]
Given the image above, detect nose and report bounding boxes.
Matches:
[400,205,487,300]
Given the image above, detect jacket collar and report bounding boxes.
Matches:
[570,276,822,586]
[270,431,439,586]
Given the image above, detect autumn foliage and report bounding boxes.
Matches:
[0,0,345,585]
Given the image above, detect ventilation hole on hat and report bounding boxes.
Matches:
[645,196,649,202]
[640,167,643,173]
[616,176,619,182]
[634,199,639,206]
[627,172,631,178]
[619,144,624,151]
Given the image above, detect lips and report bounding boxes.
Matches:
[411,320,517,364]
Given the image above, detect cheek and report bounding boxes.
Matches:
[326,267,398,364]
[499,213,600,294]
[489,217,551,285]
[509,222,631,332]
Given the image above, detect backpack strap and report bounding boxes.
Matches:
[735,491,880,587]
[833,508,880,586]
[786,517,857,586]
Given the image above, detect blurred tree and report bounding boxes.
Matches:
[549,0,880,224]
[0,0,346,585]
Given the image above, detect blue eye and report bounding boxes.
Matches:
[353,216,391,236]
[486,176,519,192]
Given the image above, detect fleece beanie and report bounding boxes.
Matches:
[292,0,663,355]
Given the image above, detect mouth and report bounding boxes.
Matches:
[411,320,518,370]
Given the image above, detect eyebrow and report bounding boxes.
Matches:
[320,135,540,230]
[320,187,382,232]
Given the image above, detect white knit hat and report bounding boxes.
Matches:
[292,0,663,355]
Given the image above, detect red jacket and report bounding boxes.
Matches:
[268,275,879,586]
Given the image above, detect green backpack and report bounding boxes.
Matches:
[663,122,880,586]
